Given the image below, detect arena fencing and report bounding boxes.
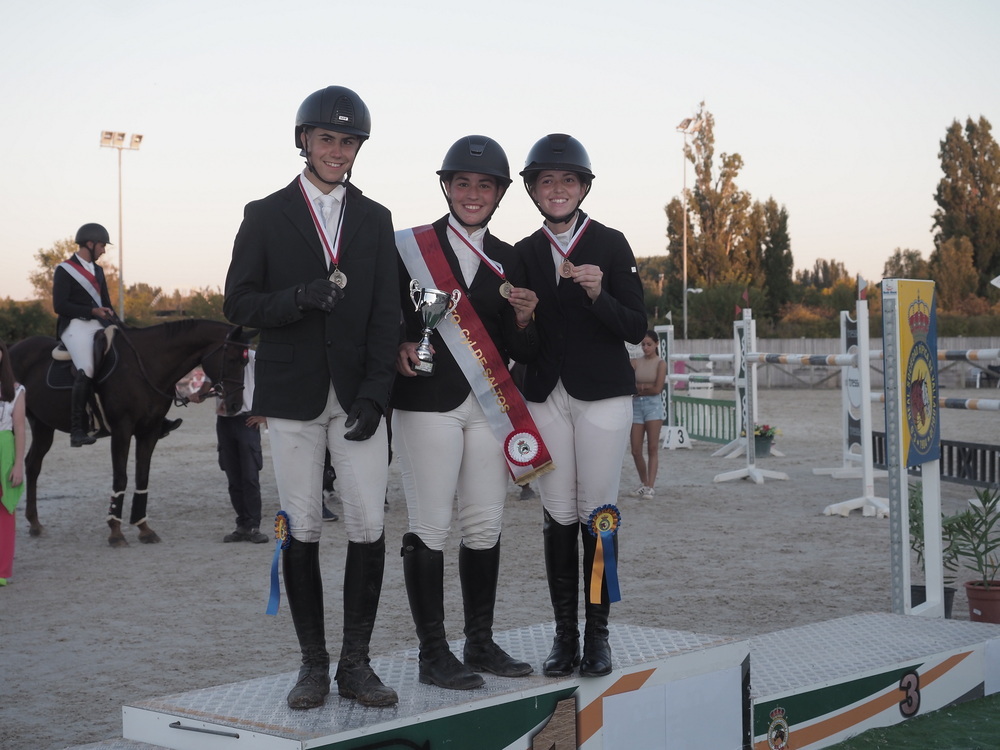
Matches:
[872,432,1000,488]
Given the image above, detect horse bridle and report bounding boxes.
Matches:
[201,337,248,404]
[107,315,247,407]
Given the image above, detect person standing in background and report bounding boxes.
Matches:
[630,330,667,497]
[0,339,26,586]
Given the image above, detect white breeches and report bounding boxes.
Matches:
[527,379,631,526]
[392,393,508,551]
[267,385,388,544]
[61,318,104,377]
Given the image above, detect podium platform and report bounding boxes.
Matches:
[69,614,1000,750]
[72,623,750,750]
[750,613,1000,749]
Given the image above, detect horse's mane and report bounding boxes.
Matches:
[135,318,226,340]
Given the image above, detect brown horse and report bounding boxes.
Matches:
[10,319,250,547]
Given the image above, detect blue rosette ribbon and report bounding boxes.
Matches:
[587,505,622,604]
[266,510,291,616]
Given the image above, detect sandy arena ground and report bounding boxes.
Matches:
[1,386,996,748]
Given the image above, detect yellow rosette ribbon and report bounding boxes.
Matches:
[587,505,622,604]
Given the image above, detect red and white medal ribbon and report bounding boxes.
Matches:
[447,224,513,297]
[541,214,591,278]
[298,175,345,271]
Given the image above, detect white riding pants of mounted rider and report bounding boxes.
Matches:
[267,384,388,544]
[61,318,104,378]
[392,393,508,552]
[527,378,632,527]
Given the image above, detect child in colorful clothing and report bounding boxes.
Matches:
[0,338,26,586]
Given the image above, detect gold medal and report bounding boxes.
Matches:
[499,280,513,299]
[330,268,348,289]
[559,260,574,279]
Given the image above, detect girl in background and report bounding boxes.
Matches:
[630,330,667,497]
[0,338,26,586]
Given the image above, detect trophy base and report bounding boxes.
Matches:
[414,360,434,377]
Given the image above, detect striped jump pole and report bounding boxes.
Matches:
[713,309,789,484]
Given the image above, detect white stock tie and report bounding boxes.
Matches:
[317,194,335,225]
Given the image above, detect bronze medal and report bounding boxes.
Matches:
[330,269,348,289]
[559,260,574,279]
[499,280,513,299]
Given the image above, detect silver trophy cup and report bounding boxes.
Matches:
[409,279,461,376]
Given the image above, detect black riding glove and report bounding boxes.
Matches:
[344,398,382,441]
[295,279,343,312]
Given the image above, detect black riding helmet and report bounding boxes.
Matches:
[520,134,595,225]
[295,86,371,185]
[437,135,511,229]
[75,223,112,246]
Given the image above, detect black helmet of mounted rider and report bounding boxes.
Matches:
[520,133,595,225]
[74,223,112,246]
[437,135,512,229]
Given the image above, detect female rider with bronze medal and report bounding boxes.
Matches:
[515,134,646,678]
[393,136,550,690]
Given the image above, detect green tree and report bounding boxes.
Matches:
[758,198,794,320]
[931,236,980,312]
[795,258,849,289]
[28,238,77,308]
[0,299,56,342]
[883,248,930,279]
[667,103,753,290]
[932,116,1000,295]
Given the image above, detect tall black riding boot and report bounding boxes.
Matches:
[460,540,533,677]
[335,532,398,707]
[283,537,330,709]
[401,533,483,690]
[70,369,96,447]
[580,527,616,677]
[542,511,582,677]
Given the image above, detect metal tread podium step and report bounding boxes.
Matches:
[71,622,748,750]
[69,613,1000,750]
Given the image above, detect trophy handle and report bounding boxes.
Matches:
[448,289,462,311]
[409,279,422,312]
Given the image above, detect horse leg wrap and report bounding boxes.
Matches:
[107,490,125,523]
[129,488,149,526]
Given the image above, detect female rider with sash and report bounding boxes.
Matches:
[52,223,115,447]
[393,135,549,690]
[515,134,646,678]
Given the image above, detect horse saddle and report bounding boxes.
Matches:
[47,326,119,390]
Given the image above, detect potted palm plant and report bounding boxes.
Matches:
[947,485,1000,623]
[908,482,959,618]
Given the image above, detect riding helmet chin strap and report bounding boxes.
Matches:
[540,207,579,228]
[302,136,363,187]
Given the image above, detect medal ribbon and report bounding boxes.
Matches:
[447,224,507,282]
[396,226,554,485]
[58,257,103,307]
[298,175,346,270]
[540,214,591,264]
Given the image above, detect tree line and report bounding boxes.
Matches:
[2,108,998,343]
[647,104,1000,338]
